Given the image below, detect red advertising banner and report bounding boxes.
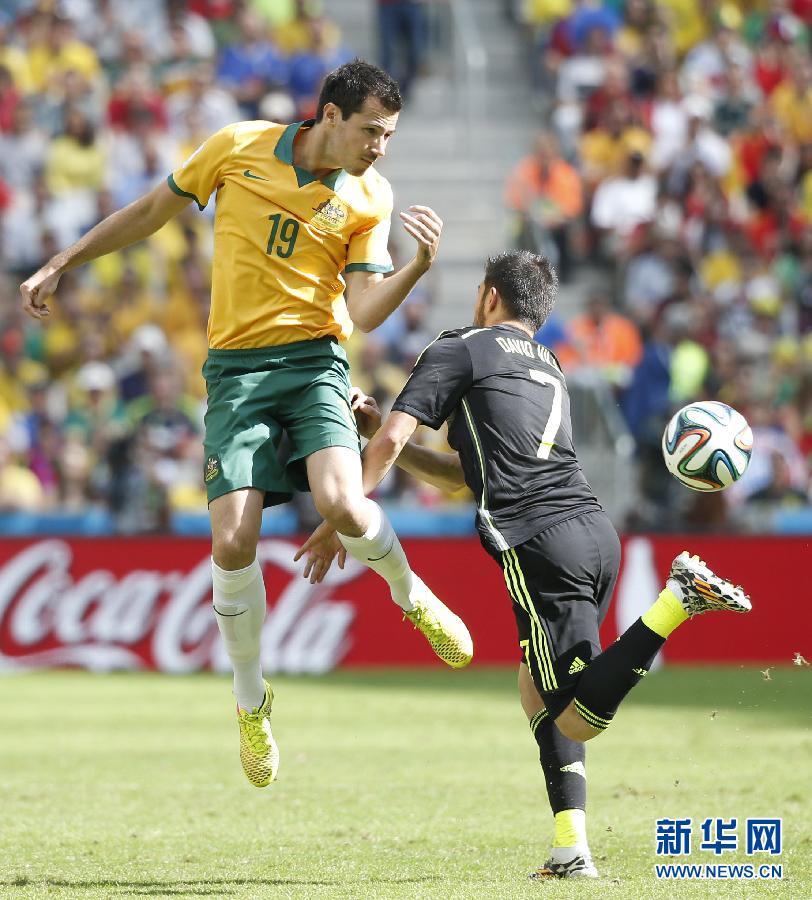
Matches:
[0,535,807,672]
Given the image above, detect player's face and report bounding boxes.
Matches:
[326,98,398,176]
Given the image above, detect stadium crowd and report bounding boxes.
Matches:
[508,0,812,530]
[0,0,366,530]
[1,0,811,534]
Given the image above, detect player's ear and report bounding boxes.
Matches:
[323,102,340,126]
[489,287,501,313]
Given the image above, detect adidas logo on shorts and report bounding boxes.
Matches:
[568,656,587,675]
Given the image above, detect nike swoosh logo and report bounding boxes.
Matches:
[213,606,247,617]
[243,169,269,181]
[367,540,395,562]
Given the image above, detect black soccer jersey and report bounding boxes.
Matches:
[391,324,602,556]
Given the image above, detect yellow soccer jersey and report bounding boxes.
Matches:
[167,120,394,349]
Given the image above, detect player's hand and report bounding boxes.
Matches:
[349,387,382,439]
[20,264,62,319]
[399,205,442,271]
[293,520,346,584]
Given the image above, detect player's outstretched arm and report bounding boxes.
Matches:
[344,205,442,332]
[20,181,192,319]
[352,389,465,494]
[360,409,467,498]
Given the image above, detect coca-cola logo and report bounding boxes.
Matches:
[0,540,362,674]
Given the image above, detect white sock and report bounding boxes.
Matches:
[549,844,591,862]
[337,500,415,611]
[211,557,266,711]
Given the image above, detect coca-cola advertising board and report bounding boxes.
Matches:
[0,535,807,672]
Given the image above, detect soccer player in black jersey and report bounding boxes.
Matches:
[297,250,752,879]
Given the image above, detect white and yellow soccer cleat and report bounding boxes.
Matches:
[668,552,752,617]
[237,680,279,788]
[403,576,473,669]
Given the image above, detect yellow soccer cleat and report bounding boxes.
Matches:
[403,576,473,668]
[237,680,279,788]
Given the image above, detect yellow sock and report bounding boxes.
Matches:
[553,809,587,848]
[641,588,689,639]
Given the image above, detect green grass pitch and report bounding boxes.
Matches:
[1,667,809,899]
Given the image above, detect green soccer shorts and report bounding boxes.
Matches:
[202,337,360,507]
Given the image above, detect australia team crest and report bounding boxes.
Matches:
[204,455,221,483]
[311,198,348,232]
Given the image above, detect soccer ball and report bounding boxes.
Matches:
[661,401,753,492]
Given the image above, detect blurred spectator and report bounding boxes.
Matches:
[347,334,407,405]
[376,0,427,101]
[0,16,32,94]
[770,51,812,143]
[107,126,177,210]
[274,0,343,56]
[126,362,203,516]
[579,105,651,189]
[45,107,105,195]
[216,9,289,118]
[287,17,352,118]
[504,131,583,279]
[590,149,657,249]
[65,362,128,458]
[647,70,689,172]
[0,99,47,191]
[108,65,168,132]
[533,313,571,360]
[58,434,94,511]
[557,291,643,386]
[584,56,636,133]
[0,434,44,512]
[166,62,240,136]
[622,227,683,325]
[714,64,758,136]
[680,21,752,95]
[165,0,217,60]
[0,64,20,132]
[118,324,170,404]
[8,363,61,502]
[25,12,101,94]
[749,448,810,504]
[0,325,47,418]
[555,24,611,107]
[730,401,809,502]
[620,317,673,445]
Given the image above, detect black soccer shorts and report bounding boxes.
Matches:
[499,510,621,720]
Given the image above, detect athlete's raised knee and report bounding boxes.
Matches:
[554,702,603,743]
[212,530,257,570]
[312,489,368,536]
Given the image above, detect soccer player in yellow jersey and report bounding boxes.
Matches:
[20,61,473,788]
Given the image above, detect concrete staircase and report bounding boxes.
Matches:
[331,0,539,332]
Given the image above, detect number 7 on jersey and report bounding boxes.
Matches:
[529,369,562,460]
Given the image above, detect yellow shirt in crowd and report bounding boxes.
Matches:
[26,40,100,92]
[770,81,812,144]
[168,119,394,350]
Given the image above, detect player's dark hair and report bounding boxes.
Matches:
[483,251,558,332]
[316,59,402,121]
